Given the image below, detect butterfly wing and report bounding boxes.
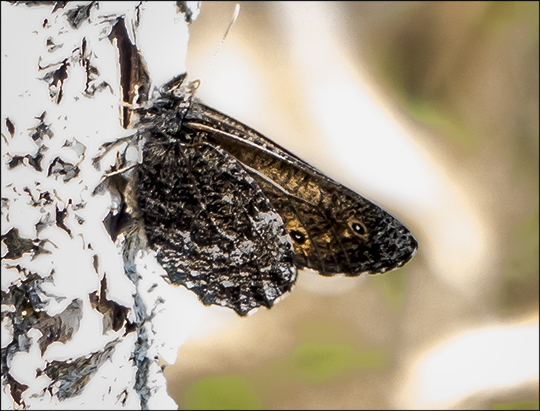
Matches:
[136,129,297,316]
[184,102,418,276]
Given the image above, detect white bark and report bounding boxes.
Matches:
[1,2,191,409]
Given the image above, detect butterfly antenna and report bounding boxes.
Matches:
[199,3,240,82]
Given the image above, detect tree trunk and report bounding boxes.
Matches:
[1,2,193,408]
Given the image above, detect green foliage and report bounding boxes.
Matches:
[183,375,262,410]
[499,208,540,312]
[492,400,540,410]
[287,342,389,383]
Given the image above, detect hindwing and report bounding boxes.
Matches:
[136,129,297,316]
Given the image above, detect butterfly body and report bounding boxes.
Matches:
[130,79,417,315]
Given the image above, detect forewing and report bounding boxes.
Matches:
[136,131,297,315]
[185,103,418,276]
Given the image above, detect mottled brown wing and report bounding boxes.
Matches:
[184,102,418,276]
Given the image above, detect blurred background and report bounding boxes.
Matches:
[161,2,539,410]
[1,1,536,410]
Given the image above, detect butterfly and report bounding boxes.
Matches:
[109,73,417,316]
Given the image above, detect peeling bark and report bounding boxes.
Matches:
[2,2,191,409]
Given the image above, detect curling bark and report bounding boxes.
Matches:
[1,2,191,409]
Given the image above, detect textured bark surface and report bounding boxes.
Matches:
[1,2,189,409]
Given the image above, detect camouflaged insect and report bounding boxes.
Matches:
[111,74,417,316]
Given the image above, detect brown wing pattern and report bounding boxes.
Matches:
[184,103,418,276]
